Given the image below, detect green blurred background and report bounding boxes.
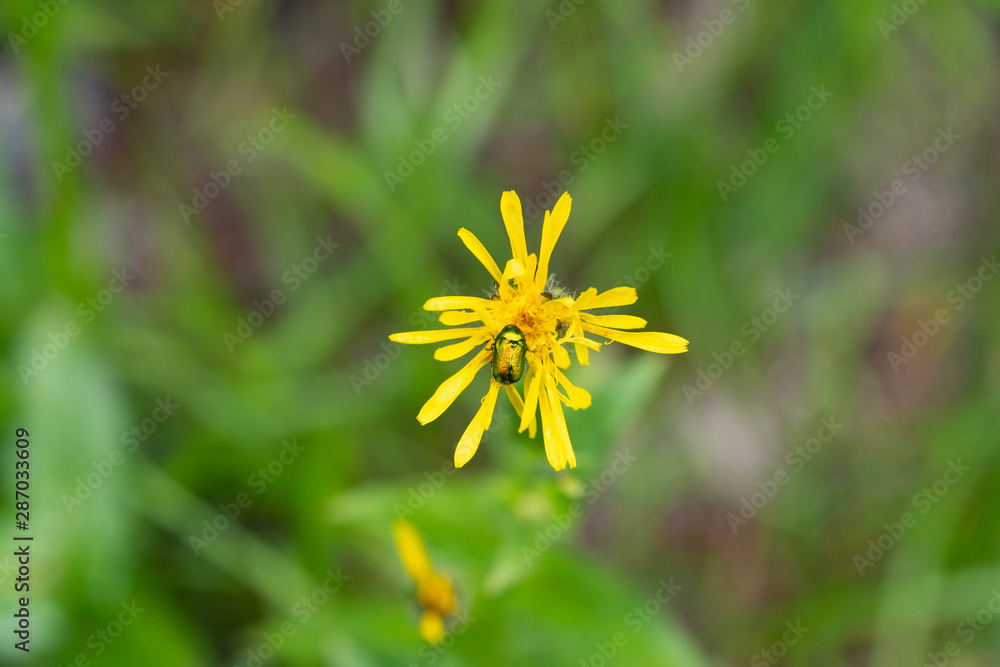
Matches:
[2,0,1000,665]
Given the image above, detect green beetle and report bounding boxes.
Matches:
[491,325,526,385]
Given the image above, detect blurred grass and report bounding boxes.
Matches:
[2,0,1000,665]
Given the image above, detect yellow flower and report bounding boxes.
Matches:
[392,520,458,643]
[390,191,688,470]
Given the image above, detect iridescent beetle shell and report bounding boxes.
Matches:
[491,325,526,385]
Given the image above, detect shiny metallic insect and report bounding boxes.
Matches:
[491,324,526,385]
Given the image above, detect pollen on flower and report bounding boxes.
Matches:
[389,190,688,471]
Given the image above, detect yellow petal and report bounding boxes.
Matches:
[434,333,490,361]
[536,192,571,284]
[419,610,446,644]
[418,572,457,616]
[575,286,636,311]
[505,384,537,439]
[519,363,541,435]
[573,287,597,307]
[503,258,525,278]
[555,388,573,407]
[580,313,647,329]
[582,323,689,353]
[537,382,567,471]
[458,228,503,285]
[393,520,431,582]
[552,343,571,369]
[471,305,498,333]
[424,296,497,311]
[499,258,526,301]
[390,328,482,345]
[565,336,602,351]
[438,310,483,326]
[501,191,528,267]
[417,349,491,424]
[454,380,501,468]
[547,374,576,468]
[568,320,589,366]
[553,367,592,410]
[525,253,538,290]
